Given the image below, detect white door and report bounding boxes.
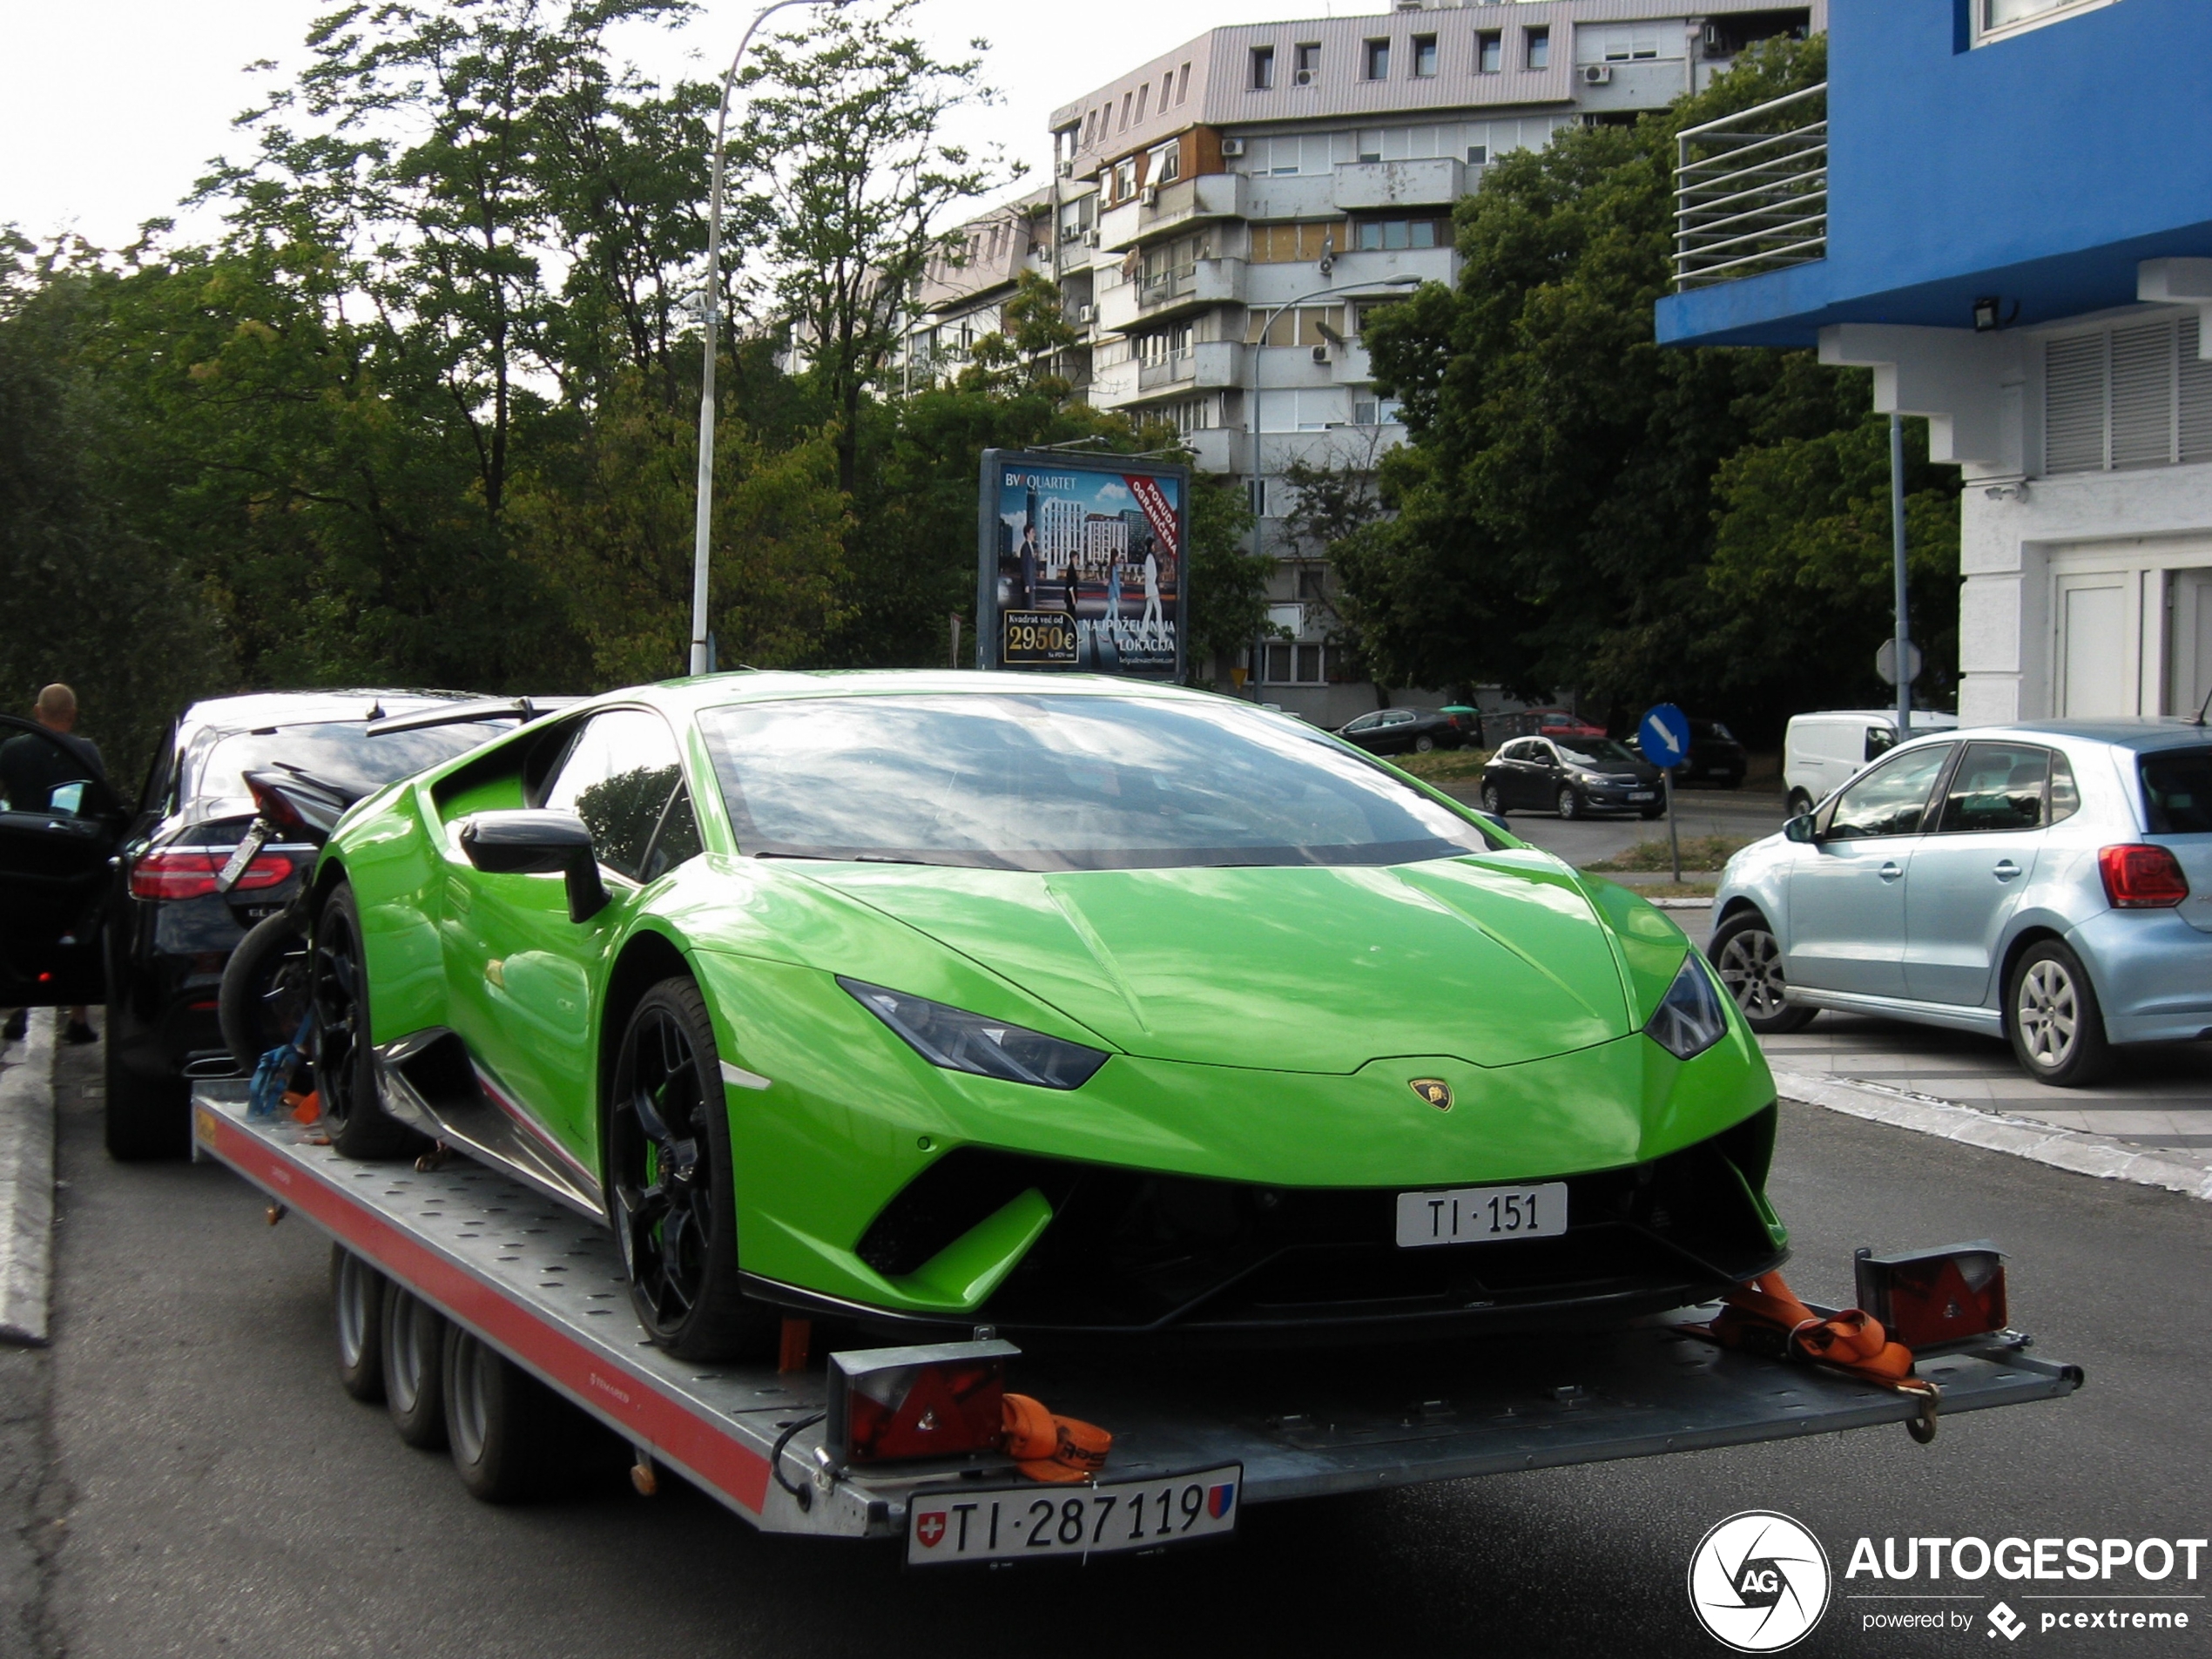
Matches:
[2055,577,2130,718]
[2172,569,2212,720]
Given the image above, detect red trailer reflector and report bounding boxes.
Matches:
[1854,1242,2008,1350]
[826,1338,1020,1467]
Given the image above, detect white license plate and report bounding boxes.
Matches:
[1395,1183,1568,1248]
[907,1463,1241,1565]
[1629,791,1656,801]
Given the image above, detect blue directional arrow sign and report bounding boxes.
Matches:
[1639,703,1692,771]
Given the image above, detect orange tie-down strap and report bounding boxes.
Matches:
[1696,1271,1939,1400]
[1003,1393,1114,1485]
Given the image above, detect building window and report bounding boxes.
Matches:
[1979,0,2119,44]
[1177,63,1191,103]
[1148,141,1182,185]
[1249,221,1348,264]
[1294,43,1321,83]
[1467,144,1488,165]
[1135,84,1150,122]
[1364,38,1390,79]
[1413,35,1439,78]
[1112,158,1137,201]
[1352,397,1405,427]
[1247,306,1343,350]
[1477,30,1502,72]
[1263,642,1340,685]
[1296,566,1328,601]
[1526,27,1550,70]
[1580,24,1662,64]
[2045,317,2212,475]
[1119,91,1133,130]
[1353,215,1450,252]
[1250,46,1276,89]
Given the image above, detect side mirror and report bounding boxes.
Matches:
[458,810,610,923]
[1784,813,1817,845]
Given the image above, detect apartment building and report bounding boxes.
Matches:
[911,0,1824,718]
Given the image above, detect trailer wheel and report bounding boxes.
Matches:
[329,1244,387,1403]
[381,1287,448,1449]
[443,1329,574,1502]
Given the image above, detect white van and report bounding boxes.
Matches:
[1782,709,1960,815]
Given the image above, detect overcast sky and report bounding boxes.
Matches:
[0,0,1334,252]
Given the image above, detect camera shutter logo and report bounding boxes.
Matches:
[1687,1511,1831,1652]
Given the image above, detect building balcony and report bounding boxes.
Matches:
[1332,158,1464,212]
[1097,172,1249,253]
[1094,340,1244,410]
[1674,83,1828,290]
[1096,258,1245,334]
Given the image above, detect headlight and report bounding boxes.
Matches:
[840,978,1109,1090]
[1645,954,1729,1061]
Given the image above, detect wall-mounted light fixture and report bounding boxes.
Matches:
[1973,294,2021,333]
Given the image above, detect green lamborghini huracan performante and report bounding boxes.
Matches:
[303,673,1786,1359]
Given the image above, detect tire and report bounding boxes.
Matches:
[1786,788,1815,819]
[1710,911,1817,1035]
[103,1022,189,1161]
[220,909,313,1075]
[607,978,772,1362]
[1479,782,1506,817]
[330,1244,387,1403]
[2005,938,2112,1087]
[443,1328,584,1502]
[1555,786,1581,821]
[1413,734,1436,753]
[381,1287,449,1449]
[311,883,417,1160]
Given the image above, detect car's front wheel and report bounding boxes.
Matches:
[1710,912,1817,1035]
[607,978,773,1362]
[1555,786,1581,820]
[310,883,417,1159]
[2006,939,2111,1087]
[1480,782,1506,817]
[1786,788,1815,819]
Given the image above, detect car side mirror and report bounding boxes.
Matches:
[458,810,610,923]
[1784,813,1817,845]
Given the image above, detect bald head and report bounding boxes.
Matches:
[34,684,76,732]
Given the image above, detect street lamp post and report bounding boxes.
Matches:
[690,0,829,678]
[1244,273,1421,697]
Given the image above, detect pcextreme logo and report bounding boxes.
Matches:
[1689,1511,1833,1652]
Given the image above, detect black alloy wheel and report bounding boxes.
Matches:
[607,979,770,1361]
[309,884,415,1159]
[1710,912,1817,1035]
[220,909,314,1075]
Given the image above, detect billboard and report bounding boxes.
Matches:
[976,450,1190,681]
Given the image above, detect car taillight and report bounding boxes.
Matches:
[2098,844,2189,908]
[1854,1242,2008,1349]
[129,848,295,900]
[826,1339,1019,1467]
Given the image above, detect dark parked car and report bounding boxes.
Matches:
[1334,706,1467,757]
[1630,718,1749,788]
[94,691,536,1157]
[1480,735,1666,820]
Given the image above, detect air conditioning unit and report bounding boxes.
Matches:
[1294,68,1315,86]
[1219,138,1245,158]
[1140,185,1159,206]
[1310,344,1331,365]
[1057,158,1076,179]
[1075,304,1095,324]
[1082,229,1100,247]
[1581,64,1614,85]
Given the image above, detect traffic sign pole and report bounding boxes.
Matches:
[1666,770,1680,885]
[1637,703,1693,888]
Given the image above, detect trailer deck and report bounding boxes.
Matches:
[192,1084,2082,1548]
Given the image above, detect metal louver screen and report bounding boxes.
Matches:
[2182,317,2212,464]
[2044,334,2106,474]
[2110,320,2178,469]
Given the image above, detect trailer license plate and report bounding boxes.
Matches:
[1396,1182,1568,1248]
[907,1464,1241,1565]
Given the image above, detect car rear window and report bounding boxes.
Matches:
[2141,747,2212,833]
[698,693,1499,871]
[185,722,510,806]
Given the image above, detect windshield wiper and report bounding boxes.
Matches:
[752,850,933,866]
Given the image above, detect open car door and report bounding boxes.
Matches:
[0,715,127,1007]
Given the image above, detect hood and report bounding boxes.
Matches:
[799,853,1633,1073]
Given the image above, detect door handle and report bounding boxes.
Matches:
[1878,861,1904,883]
[1993,860,2021,881]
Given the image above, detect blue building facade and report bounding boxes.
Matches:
[1659,0,2212,727]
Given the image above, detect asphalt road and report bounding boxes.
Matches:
[28,1035,2212,1658]
[1446,782,1788,868]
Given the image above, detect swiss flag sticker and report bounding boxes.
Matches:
[916,1511,947,1548]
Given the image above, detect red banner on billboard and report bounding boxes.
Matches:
[1124,473,1181,557]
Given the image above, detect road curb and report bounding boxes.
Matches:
[1771,1066,2212,1204]
[0,1010,56,1345]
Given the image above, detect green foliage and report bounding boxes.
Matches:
[1338,36,1958,736]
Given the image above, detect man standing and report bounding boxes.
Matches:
[1,684,105,1046]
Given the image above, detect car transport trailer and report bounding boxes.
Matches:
[192,1084,2083,1565]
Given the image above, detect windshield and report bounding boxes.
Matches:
[185,721,510,806]
[2141,747,2212,834]
[1555,738,1642,768]
[698,693,1498,871]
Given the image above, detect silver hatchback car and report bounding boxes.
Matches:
[1710,723,2212,1085]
